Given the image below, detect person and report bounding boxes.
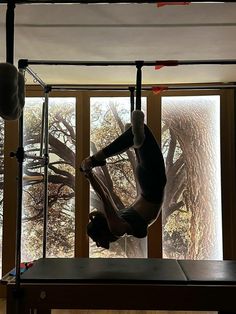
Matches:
[81,111,166,249]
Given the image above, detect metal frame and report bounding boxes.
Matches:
[42,83,236,91]
[2,1,236,4]
[19,63,236,265]
[20,59,236,67]
[3,0,236,312]
[11,60,236,288]
[42,91,49,259]
[18,63,236,276]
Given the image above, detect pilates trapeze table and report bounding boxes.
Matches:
[4,258,236,314]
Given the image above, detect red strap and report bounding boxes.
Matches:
[155,65,165,70]
[152,86,168,94]
[155,60,179,70]
[157,2,191,7]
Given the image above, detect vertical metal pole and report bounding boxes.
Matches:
[135,61,144,111]
[42,90,49,258]
[129,86,135,112]
[129,86,135,119]
[15,114,23,289]
[6,0,15,65]
[6,0,23,293]
[40,102,45,157]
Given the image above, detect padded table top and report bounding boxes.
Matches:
[20,258,236,285]
[179,259,236,284]
[21,258,187,283]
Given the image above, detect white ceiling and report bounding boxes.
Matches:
[1,2,236,85]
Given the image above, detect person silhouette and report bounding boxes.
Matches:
[81,111,166,249]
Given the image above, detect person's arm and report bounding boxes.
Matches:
[85,170,132,236]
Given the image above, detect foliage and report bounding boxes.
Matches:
[22,99,75,260]
[22,97,146,259]
[162,97,221,259]
[90,99,146,257]
[21,95,221,261]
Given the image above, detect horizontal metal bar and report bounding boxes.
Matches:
[23,59,236,67]
[51,84,236,91]
[13,22,236,29]
[24,154,46,161]
[151,84,236,90]
[52,86,134,91]
[2,1,236,4]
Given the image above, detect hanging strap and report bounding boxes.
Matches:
[135,61,144,111]
[129,86,135,113]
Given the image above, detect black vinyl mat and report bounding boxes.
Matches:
[21,258,187,283]
[178,259,236,284]
[20,258,236,285]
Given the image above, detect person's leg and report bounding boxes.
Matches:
[134,125,167,203]
[136,125,165,171]
[85,170,131,236]
[81,122,165,180]
[81,127,135,171]
[102,127,134,158]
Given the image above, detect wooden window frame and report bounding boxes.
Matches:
[1,87,235,296]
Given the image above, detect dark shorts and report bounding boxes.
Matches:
[119,207,148,238]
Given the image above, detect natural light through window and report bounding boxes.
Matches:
[89,97,147,258]
[161,95,222,260]
[22,97,76,261]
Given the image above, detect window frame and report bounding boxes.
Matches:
[1,86,235,296]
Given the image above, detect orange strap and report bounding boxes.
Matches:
[155,60,179,70]
[157,2,191,8]
[152,86,169,94]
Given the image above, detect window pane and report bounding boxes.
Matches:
[161,95,222,260]
[22,97,76,261]
[89,97,147,258]
[0,119,4,276]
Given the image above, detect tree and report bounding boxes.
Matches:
[22,100,76,260]
[22,98,146,259]
[23,96,219,260]
[90,100,146,257]
[162,99,220,259]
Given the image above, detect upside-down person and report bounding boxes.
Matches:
[81,110,167,249]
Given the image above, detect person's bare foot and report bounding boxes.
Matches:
[80,156,106,172]
[80,157,93,172]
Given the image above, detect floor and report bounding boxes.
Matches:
[0,300,217,314]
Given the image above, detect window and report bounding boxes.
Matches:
[161,95,222,260]
[2,88,234,278]
[89,97,147,258]
[22,97,76,260]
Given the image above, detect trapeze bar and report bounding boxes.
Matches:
[21,59,236,67]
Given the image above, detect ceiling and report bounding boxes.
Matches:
[1,2,236,85]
